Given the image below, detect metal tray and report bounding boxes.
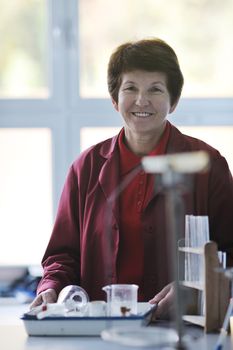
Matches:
[21,302,156,336]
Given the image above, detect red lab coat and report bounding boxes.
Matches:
[37,122,233,301]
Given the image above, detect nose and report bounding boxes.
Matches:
[135,92,150,106]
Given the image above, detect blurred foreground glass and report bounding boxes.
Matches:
[78,0,233,98]
[0,0,49,98]
[0,128,53,265]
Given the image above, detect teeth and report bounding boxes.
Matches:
[133,112,152,117]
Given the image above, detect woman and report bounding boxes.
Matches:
[31,38,233,317]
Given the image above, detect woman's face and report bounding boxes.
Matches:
[112,70,177,137]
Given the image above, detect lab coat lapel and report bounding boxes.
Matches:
[99,152,120,224]
[143,124,188,209]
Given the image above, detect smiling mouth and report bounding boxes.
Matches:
[132,112,153,118]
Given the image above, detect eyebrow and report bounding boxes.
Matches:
[122,80,165,86]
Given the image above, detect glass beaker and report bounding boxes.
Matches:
[102,284,138,316]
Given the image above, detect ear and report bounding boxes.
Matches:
[169,99,179,114]
[111,98,119,112]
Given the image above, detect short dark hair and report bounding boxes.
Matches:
[107,38,184,106]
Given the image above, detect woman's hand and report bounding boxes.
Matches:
[149,282,174,319]
[30,288,57,309]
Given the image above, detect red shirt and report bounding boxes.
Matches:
[117,123,170,300]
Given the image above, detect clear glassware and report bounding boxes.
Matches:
[102,284,138,316]
[57,285,89,315]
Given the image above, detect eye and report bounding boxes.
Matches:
[123,85,136,92]
[149,86,162,93]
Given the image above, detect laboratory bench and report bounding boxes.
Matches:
[0,302,232,350]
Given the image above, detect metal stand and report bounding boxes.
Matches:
[161,168,187,349]
[142,151,209,350]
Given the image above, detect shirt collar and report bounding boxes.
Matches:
[118,122,171,175]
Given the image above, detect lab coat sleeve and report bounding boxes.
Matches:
[208,155,233,264]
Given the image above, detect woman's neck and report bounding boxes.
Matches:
[124,125,166,156]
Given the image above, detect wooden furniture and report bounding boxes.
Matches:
[179,241,230,332]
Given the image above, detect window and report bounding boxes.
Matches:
[79,0,233,98]
[0,0,59,267]
[0,0,48,98]
[0,128,52,265]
